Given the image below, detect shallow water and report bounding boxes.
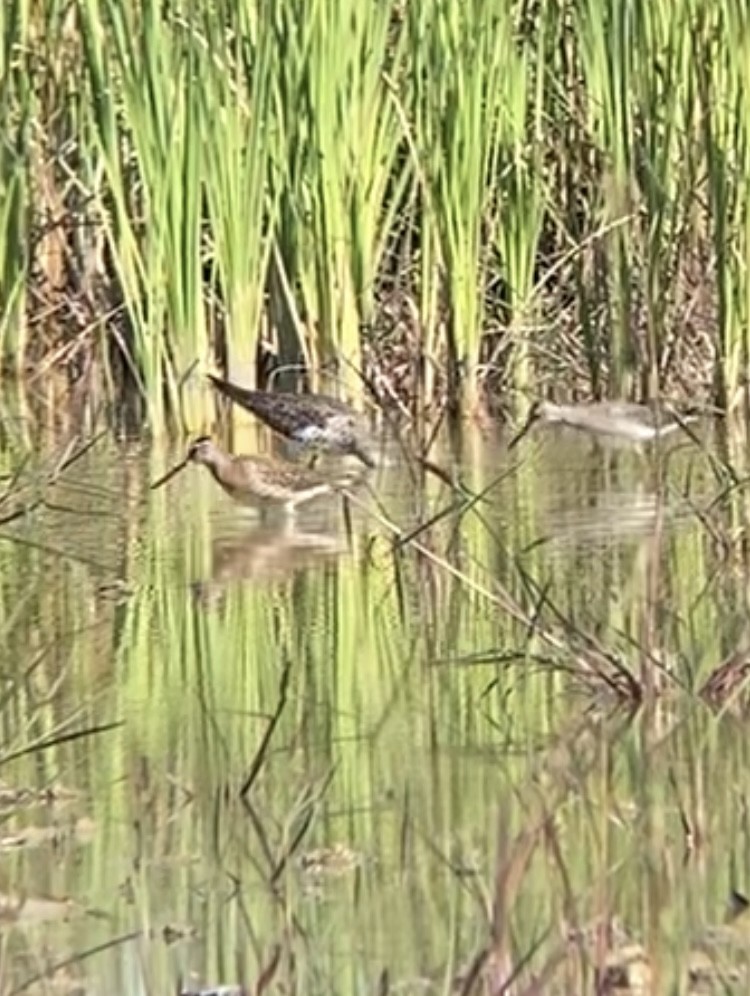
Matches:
[1,415,750,994]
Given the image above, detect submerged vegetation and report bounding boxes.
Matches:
[2,0,749,423]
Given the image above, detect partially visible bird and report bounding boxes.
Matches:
[509,400,699,448]
[207,373,376,468]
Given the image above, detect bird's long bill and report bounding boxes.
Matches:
[150,458,189,491]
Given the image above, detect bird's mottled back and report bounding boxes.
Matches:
[207,374,375,467]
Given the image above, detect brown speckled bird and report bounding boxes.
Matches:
[207,373,376,468]
[151,436,354,514]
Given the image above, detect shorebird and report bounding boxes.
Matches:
[508,400,698,448]
[150,436,356,515]
[207,374,376,468]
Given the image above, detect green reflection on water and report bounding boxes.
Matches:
[0,422,749,993]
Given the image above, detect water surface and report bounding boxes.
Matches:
[0,415,749,994]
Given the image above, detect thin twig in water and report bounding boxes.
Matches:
[239,655,292,800]
[270,768,336,885]
[51,427,108,480]
[241,799,276,873]
[0,454,31,506]
[254,943,282,995]
[0,428,109,528]
[0,498,44,527]
[8,930,142,995]
[0,531,113,571]
[395,457,522,550]
[0,720,123,768]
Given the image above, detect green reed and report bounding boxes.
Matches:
[0,0,32,366]
[5,0,750,423]
[406,0,508,410]
[267,0,405,394]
